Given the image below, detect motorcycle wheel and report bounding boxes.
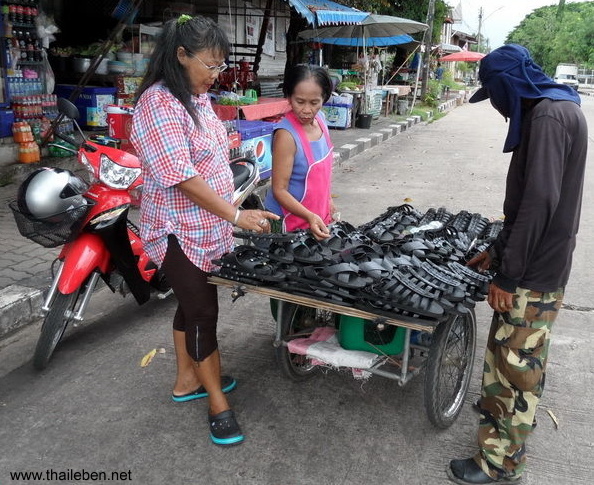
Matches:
[33,289,81,370]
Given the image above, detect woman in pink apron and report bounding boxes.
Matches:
[264,64,337,239]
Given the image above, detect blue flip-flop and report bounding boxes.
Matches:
[171,375,237,403]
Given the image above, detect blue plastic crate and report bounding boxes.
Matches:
[322,103,352,129]
[235,120,276,179]
[0,109,15,138]
[235,120,275,140]
[54,85,117,130]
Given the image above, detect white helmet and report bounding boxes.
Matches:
[17,168,88,221]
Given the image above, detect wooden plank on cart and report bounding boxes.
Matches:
[208,276,439,332]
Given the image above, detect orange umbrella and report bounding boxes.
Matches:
[439,51,486,62]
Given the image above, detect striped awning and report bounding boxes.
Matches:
[284,0,367,26]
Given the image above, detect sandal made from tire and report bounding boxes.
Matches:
[357,259,394,281]
[282,233,334,264]
[278,273,356,305]
[318,224,370,254]
[402,265,466,302]
[362,272,445,319]
[212,246,287,283]
[357,204,419,232]
[312,262,373,290]
[447,262,491,299]
[339,242,386,264]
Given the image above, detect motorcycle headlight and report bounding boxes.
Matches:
[99,154,141,189]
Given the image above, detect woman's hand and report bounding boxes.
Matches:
[307,213,330,240]
[235,209,279,233]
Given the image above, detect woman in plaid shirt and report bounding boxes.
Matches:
[132,15,278,447]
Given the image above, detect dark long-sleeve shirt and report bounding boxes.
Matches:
[492,98,588,293]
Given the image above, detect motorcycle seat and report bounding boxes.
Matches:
[230,162,251,188]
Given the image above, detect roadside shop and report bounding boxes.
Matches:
[0,0,384,171]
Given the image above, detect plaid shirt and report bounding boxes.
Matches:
[131,83,234,271]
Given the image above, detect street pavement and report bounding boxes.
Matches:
[1,93,593,485]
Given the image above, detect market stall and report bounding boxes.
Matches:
[211,96,290,121]
[209,203,501,427]
[299,14,428,127]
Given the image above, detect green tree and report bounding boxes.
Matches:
[506,1,594,73]
[343,0,449,43]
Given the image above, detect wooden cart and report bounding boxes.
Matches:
[210,276,477,429]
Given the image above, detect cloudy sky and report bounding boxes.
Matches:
[451,0,583,49]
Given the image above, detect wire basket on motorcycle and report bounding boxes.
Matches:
[9,201,91,248]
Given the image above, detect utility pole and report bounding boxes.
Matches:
[477,7,483,53]
[420,0,436,100]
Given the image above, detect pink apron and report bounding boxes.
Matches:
[281,111,334,232]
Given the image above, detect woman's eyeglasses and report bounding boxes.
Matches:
[192,54,228,73]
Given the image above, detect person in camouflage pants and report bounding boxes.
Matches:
[446,44,587,484]
[477,288,563,480]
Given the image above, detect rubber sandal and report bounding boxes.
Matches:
[370,272,445,318]
[357,204,418,232]
[358,260,393,281]
[480,219,504,241]
[405,265,466,302]
[208,410,244,446]
[285,267,358,304]
[319,226,350,253]
[263,240,296,263]
[232,231,299,243]
[286,235,334,264]
[464,212,489,236]
[211,267,265,286]
[172,375,237,403]
[364,222,398,243]
[447,262,491,297]
[212,246,287,283]
[340,242,386,264]
[317,262,372,290]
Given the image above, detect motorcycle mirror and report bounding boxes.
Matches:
[57,97,81,120]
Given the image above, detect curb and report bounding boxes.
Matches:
[0,285,43,340]
[0,94,463,341]
[332,96,458,167]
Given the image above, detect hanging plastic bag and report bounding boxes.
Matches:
[41,50,55,94]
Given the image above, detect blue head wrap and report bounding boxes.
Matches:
[469,44,581,152]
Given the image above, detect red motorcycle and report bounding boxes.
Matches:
[10,98,260,370]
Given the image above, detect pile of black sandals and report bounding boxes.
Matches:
[211,204,503,320]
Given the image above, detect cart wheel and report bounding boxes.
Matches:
[424,309,476,428]
[275,302,336,382]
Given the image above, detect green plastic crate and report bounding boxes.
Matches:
[338,315,406,356]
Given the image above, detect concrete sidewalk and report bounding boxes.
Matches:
[0,95,461,341]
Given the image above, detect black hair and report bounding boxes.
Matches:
[135,15,230,123]
[283,64,333,103]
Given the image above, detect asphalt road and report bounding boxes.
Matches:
[1,97,593,485]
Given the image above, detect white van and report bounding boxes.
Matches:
[554,63,579,90]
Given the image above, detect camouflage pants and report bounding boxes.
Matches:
[474,287,564,480]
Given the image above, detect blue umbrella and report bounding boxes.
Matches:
[299,13,428,47]
[304,34,414,47]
